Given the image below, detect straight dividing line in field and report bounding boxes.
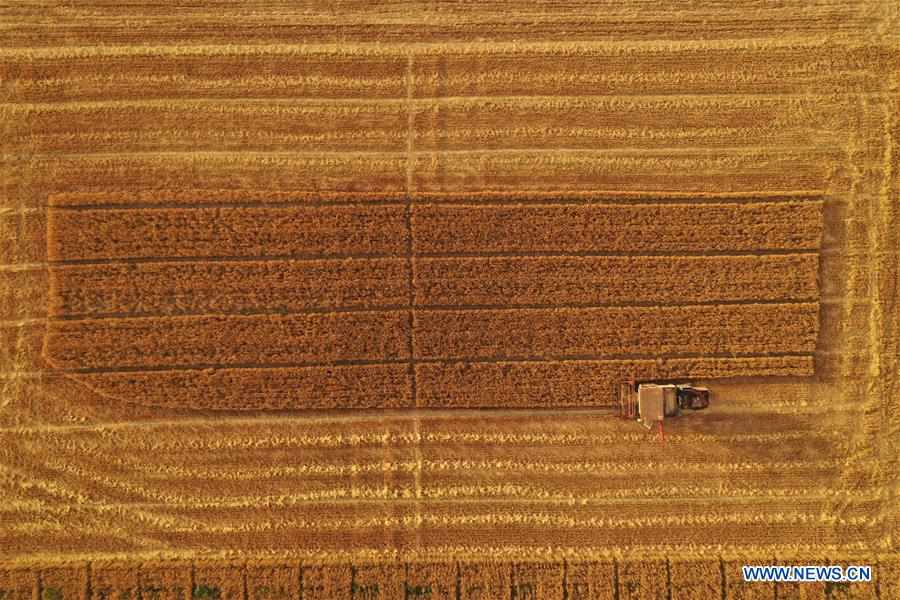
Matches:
[1,93,876,110]
[49,351,816,375]
[45,304,409,322]
[241,560,248,600]
[7,368,849,389]
[0,11,869,27]
[44,248,823,267]
[7,145,839,160]
[43,193,827,211]
[46,252,402,266]
[0,4,863,19]
[46,198,406,211]
[7,295,838,324]
[39,298,822,323]
[7,193,842,215]
[665,558,672,600]
[85,561,93,600]
[613,558,620,600]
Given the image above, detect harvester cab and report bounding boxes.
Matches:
[617,380,710,435]
[676,385,710,411]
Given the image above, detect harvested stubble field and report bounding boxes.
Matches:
[1,1,899,598]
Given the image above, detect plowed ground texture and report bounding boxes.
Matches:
[1,1,899,597]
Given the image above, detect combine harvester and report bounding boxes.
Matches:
[617,380,710,440]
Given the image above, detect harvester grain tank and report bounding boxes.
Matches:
[618,381,710,432]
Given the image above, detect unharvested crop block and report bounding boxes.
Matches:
[42,190,823,410]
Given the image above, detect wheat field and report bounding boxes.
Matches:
[1,1,899,598]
